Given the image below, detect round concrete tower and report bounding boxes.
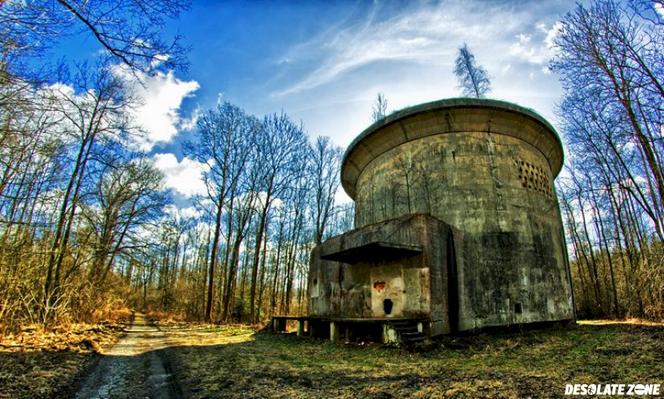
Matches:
[341,98,574,330]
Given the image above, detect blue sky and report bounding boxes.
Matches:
[54,0,584,204]
[167,0,571,142]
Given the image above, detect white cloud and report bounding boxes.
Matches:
[133,223,158,243]
[509,33,545,65]
[178,206,202,219]
[509,21,562,65]
[544,21,563,50]
[164,204,202,219]
[153,153,208,197]
[335,185,352,205]
[113,65,200,151]
[150,54,171,69]
[655,3,664,18]
[179,106,201,131]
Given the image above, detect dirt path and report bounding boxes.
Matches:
[74,313,181,399]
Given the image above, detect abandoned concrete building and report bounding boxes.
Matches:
[305,98,575,344]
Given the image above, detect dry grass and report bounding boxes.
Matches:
[88,306,133,325]
[577,318,664,327]
[0,319,129,399]
[143,309,187,324]
[163,321,664,399]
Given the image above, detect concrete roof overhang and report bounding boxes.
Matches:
[341,98,564,200]
[320,241,423,264]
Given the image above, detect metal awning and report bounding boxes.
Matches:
[320,241,422,264]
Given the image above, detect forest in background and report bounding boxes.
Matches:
[0,0,662,333]
[0,0,353,330]
[0,61,354,328]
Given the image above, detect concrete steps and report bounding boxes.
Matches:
[390,320,426,344]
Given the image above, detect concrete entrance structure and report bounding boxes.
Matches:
[308,98,575,343]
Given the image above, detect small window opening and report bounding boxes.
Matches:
[514,302,523,314]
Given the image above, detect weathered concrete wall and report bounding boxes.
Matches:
[309,214,455,333]
[341,99,574,331]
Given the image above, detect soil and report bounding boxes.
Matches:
[73,313,182,399]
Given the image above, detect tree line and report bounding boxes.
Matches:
[0,63,353,329]
[553,0,663,320]
[181,103,351,323]
[0,0,354,329]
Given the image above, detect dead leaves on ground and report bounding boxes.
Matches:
[0,322,126,399]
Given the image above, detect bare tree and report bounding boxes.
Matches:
[42,65,130,323]
[371,93,388,122]
[553,0,664,320]
[310,137,342,245]
[0,69,387,328]
[220,172,259,322]
[553,0,664,215]
[84,152,166,288]
[453,44,491,98]
[0,0,189,74]
[187,102,258,322]
[248,113,309,322]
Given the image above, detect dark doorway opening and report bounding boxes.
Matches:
[514,302,522,314]
[383,299,393,315]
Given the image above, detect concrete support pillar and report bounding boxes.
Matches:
[382,323,398,344]
[297,320,304,336]
[330,321,340,342]
[272,319,278,332]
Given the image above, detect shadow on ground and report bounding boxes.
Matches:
[2,321,662,399]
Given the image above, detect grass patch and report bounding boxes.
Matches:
[166,322,664,399]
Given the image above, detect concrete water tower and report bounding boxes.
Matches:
[307,98,574,343]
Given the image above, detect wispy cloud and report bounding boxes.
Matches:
[271,1,545,97]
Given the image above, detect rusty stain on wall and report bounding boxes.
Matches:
[373,281,386,291]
